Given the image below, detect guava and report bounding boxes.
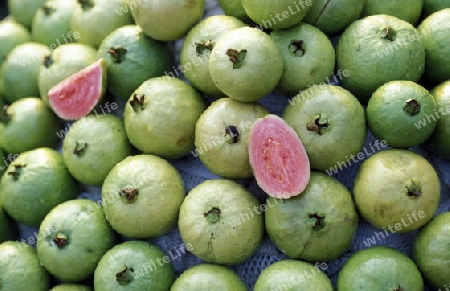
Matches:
[253,259,333,291]
[282,84,366,172]
[336,14,425,103]
[265,172,358,261]
[209,26,284,102]
[270,22,335,95]
[48,58,106,120]
[170,264,247,291]
[418,8,450,83]
[31,0,78,47]
[0,241,50,291]
[194,97,269,179]
[337,246,424,291]
[94,241,175,291]
[62,114,131,186]
[101,155,185,239]
[123,76,205,159]
[38,43,98,106]
[425,80,450,158]
[178,179,264,265]
[131,0,205,41]
[0,42,50,103]
[362,0,423,25]
[353,149,440,232]
[97,25,175,101]
[412,212,450,289]
[0,147,79,227]
[7,0,47,28]
[180,15,246,97]
[70,0,134,48]
[36,199,115,282]
[0,17,31,67]
[218,0,250,22]
[50,284,93,291]
[0,198,18,243]
[249,114,310,198]
[367,80,438,148]
[303,0,364,36]
[0,97,61,154]
[423,0,450,16]
[241,0,314,29]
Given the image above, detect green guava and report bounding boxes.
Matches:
[178,179,264,266]
[218,0,250,22]
[94,241,175,291]
[170,264,247,291]
[270,22,335,95]
[337,246,424,291]
[209,26,284,102]
[50,284,93,291]
[265,172,358,261]
[0,241,50,291]
[0,42,50,103]
[412,212,450,289]
[38,43,98,106]
[70,0,134,48]
[282,84,366,172]
[362,0,423,25]
[425,80,450,158]
[97,24,175,101]
[194,97,268,179]
[31,0,78,47]
[7,0,47,28]
[131,0,205,41]
[253,259,333,291]
[0,17,31,67]
[0,97,61,154]
[123,76,205,159]
[418,8,450,83]
[36,199,116,282]
[62,114,131,186]
[0,147,79,227]
[180,15,246,97]
[367,80,438,148]
[353,149,440,232]
[241,0,314,29]
[0,198,18,243]
[423,0,450,16]
[336,14,425,103]
[303,0,364,36]
[101,154,185,239]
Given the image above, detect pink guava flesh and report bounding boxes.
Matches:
[48,59,105,120]
[249,114,310,198]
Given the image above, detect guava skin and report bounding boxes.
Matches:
[7,0,47,29]
[180,15,246,97]
[265,172,358,262]
[94,241,175,291]
[50,284,93,291]
[101,155,185,239]
[362,0,423,25]
[270,22,335,96]
[0,199,18,243]
[170,264,247,291]
[209,27,284,102]
[194,97,269,179]
[423,0,450,16]
[178,179,264,266]
[336,14,425,103]
[337,246,424,291]
[413,212,450,289]
[353,149,440,233]
[253,259,333,291]
[0,241,50,291]
[218,0,250,22]
[123,76,206,159]
[282,84,366,171]
[36,199,115,282]
[131,0,206,41]
[0,18,31,67]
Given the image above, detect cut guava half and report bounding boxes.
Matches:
[48,58,106,120]
[249,114,310,198]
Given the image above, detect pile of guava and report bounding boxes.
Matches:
[0,0,450,290]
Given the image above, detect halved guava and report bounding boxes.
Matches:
[249,114,310,198]
[48,58,106,120]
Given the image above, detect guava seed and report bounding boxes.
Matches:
[403,99,421,116]
[204,207,221,224]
